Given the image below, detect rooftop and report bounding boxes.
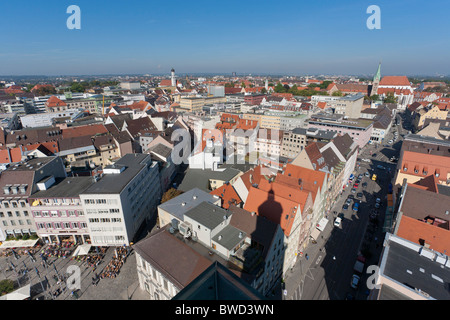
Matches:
[82,153,153,194]
[30,176,94,199]
[184,201,231,230]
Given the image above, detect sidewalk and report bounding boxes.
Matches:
[283,217,334,300]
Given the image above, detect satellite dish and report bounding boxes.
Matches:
[169,227,175,234]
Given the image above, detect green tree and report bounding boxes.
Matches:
[319,80,333,89]
[384,92,397,103]
[241,82,246,88]
[274,83,286,93]
[261,88,267,94]
[332,90,343,97]
[70,82,85,93]
[0,279,14,296]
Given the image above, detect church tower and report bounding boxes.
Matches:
[171,68,176,87]
[370,62,381,96]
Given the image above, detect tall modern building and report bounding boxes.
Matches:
[80,153,161,246]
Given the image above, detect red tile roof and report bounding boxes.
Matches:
[45,96,67,108]
[379,76,411,86]
[62,124,108,139]
[397,215,450,255]
[243,186,299,237]
[210,182,242,209]
[400,151,450,184]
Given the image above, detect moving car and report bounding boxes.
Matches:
[351,274,361,289]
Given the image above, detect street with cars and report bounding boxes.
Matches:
[284,112,405,300]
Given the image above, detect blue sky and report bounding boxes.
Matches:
[0,0,449,76]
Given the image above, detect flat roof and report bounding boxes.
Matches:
[82,153,152,194]
[212,224,246,250]
[30,176,94,199]
[184,201,230,230]
[158,188,218,221]
[381,235,450,300]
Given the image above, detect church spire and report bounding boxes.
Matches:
[370,62,381,96]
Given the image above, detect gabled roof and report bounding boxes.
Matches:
[210,182,242,209]
[243,186,299,237]
[45,96,67,108]
[379,76,411,86]
[62,123,108,139]
[123,117,158,138]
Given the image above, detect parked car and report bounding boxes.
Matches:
[334,217,342,227]
[348,194,354,200]
[377,165,386,170]
[362,182,368,188]
[351,188,357,193]
[343,204,349,210]
[365,172,370,177]
[376,198,381,203]
[357,192,363,199]
[351,274,361,289]
[353,202,359,212]
[375,202,380,209]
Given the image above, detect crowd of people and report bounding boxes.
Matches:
[0,245,42,258]
[99,247,128,279]
[40,242,75,259]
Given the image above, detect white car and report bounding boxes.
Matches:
[334,217,342,228]
[362,158,371,163]
[388,140,393,144]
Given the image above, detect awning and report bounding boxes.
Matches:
[72,244,92,257]
[316,217,329,232]
[0,239,39,249]
[310,228,321,241]
[0,284,30,300]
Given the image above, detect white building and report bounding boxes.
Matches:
[80,154,161,246]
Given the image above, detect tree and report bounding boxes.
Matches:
[288,85,299,95]
[274,83,286,93]
[319,80,333,90]
[384,92,397,103]
[70,82,85,93]
[261,88,267,94]
[332,90,343,97]
[283,84,290,92]
[161,188,184,204]
[0,279,14,296]
[241,82,246,88]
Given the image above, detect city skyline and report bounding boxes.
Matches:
[0,0,449,76]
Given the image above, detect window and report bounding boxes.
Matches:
[7,212,12,217]
[23,211,29,217]
[4,203,9,208]
[0,212,3,218]
[15,211,20,217]
[20,201,26,208]
[12,202,18,208]
[42,211,49,217]
[2,221,7,226]
[26,220,32,225]
[18,220,24,225]
[10,220,16,226]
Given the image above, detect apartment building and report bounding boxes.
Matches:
[307,113,373,149]
[281,127,337,159]
[79,153,161,246]
[28,176,94,244]
[134,201,284,299]
[0,156,66,241]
